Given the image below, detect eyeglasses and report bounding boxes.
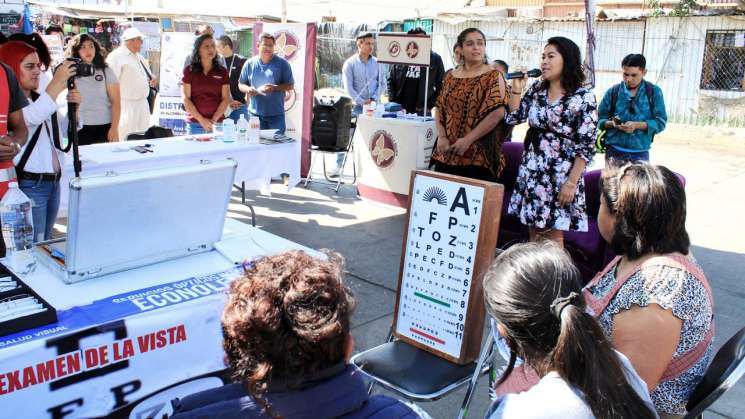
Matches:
[628,97,636,115]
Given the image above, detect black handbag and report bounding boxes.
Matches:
[139,60,157,114]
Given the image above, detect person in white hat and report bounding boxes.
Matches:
[106,27,157,140]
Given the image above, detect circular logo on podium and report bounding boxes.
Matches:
[273,30,300,61]
[426,128,434,140]
[369,130,397,169]
[388,41,401,58]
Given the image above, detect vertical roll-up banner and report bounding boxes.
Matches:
[157,32,194,135]
[254,22,315,182]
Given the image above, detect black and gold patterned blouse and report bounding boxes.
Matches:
[431,69,509,177]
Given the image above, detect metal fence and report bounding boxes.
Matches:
[317,22,373,89]
[432,17,745,128]
[314,17,745,127]
[700,30,745,92]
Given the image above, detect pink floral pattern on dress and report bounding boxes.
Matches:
[505,82,597,232]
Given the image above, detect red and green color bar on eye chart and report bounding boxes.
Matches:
[409,292,449,345]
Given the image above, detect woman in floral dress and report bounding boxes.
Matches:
[506,36,597,246]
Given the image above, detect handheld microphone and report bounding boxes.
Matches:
[505,68,542,80]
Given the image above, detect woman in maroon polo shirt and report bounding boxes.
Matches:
[181,34,230,135]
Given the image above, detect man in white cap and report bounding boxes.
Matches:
[106,27,157,139]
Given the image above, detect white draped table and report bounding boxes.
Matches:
[58,135,300,216]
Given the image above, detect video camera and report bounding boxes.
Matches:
[55,57,95,79]
[54,57,95,179]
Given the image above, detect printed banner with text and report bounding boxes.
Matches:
[0,268,243,417]
[157,32,194,135]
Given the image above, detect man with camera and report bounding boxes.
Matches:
[598,53,667,164]
[0,40,82,241]
[106,27,156,140]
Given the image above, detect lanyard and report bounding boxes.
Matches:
[228,55,236,77]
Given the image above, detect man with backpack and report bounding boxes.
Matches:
[598,54,667,164]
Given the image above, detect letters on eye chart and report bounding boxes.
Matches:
[393,171,503,364]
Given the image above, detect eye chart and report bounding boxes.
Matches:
[393,171,503,364]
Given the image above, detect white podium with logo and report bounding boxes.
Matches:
[354,115,436,207]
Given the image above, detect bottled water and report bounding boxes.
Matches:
[248,116,260,143]
[222,118,235,143]
[213,121,223,141]
[236,114,249,142]
[0,182,36,275]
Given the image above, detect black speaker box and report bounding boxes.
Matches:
[311,95,353,151]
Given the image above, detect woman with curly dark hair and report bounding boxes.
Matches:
[65,34,121,144]
[505,36,597,247]
[170,250,420,419]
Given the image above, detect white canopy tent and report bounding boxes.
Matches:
[160,0,459,24]
[29,0,467,25]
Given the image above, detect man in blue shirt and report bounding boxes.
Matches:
[333,32,386,176]
[598,53,667,164]
[238,32,294,134]
[341,32,386,115]
[342,32,386,116]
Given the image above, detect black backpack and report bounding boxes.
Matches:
[596,81,657,153]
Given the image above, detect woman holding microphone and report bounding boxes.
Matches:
[505,36,597,246]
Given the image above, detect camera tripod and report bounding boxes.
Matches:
[67,78,82,178]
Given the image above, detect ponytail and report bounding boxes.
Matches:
[483,242,658,419]
[553,304,657,419]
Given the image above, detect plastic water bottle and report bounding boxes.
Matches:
[222,118,235,143]
[236,114,249,142]
[0,182,36,275]
[248,116,260,143]
[375,102,385,117]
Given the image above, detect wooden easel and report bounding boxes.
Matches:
[392,170,503,364]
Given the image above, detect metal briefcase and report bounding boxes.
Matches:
[35,159,237,283]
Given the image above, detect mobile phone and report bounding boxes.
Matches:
[612,116,622,125]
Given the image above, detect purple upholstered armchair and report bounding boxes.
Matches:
[496,141,608,284]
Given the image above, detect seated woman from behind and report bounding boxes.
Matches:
[483,242,658,419]
[170,250,420,419]
[585,163,715,418]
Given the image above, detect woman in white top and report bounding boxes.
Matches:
[65,34,120,144]
[482,241,658,419]
[0,41,80,241]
